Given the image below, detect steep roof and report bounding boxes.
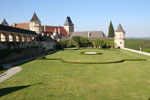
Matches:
[1,18,9,26]
[116,24,125,33]
[0,24,37,35]
[41,26,68,36]
[30,12,39,21]
[70,31,106,40]
[11,22,30,30]
[64,16,74,26]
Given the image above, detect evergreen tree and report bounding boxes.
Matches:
[108,21,114,38]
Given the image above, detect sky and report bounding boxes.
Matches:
[0,0,150,37]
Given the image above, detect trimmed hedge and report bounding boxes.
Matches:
[124,59,146,61]
[38,57,146,64]
[61,59,124,64]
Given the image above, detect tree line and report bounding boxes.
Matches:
[56,36,115,49]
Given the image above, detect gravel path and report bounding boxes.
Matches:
[123,48,150,56]
[0,67,22,83]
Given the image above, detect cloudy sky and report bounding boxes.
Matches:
[0,0,150,37]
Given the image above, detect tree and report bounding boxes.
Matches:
[72,36,81,47]
[108,21,114,38]
[92,39,104,48]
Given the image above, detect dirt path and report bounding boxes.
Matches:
[123,48,150,56]
[0,67,22,83]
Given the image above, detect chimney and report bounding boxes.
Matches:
[44,25,46,32]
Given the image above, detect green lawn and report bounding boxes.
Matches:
[0,48,150,100]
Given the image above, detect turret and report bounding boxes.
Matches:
[1,18,9,26]
[64,16,74,35]
[29,12,41,34]
[114,24,125,48]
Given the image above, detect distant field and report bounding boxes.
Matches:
[0,48,150,100]
[126,39,150,52]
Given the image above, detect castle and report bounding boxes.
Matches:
[0,12,126,50]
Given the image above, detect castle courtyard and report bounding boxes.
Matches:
[0,48,150,100]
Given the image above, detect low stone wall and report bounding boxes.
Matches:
[0,48,42,64]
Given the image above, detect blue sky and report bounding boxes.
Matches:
[0,0,150,37]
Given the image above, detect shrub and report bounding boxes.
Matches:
[0,49,12,60]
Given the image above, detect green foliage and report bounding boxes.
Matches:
[0,49,12,60]
[92,39,104,48]
[108,21,115,38]
[126,39,150,52]
[56,40,70,49]
[105,40,115,48]
[92,39,114,48]
[72,36,81,47]
[67,41,76,48]
[14,48,23,53]
[143,49,150,53]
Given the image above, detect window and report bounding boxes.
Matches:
[9,33,14,42]
[22,35,26,42]
[16,34,20,42]
[120,42,122,44]
[1,32,6,42]
[27,36,31,42]
[120,34,122,38]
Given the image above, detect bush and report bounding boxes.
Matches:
[0,49,12,60]
[143,49,150,53]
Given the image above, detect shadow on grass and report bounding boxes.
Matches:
[0,83,42,97]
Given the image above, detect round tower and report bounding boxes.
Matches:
[64,16,74,35]
[114,24,125,48]
[29,12,41,34]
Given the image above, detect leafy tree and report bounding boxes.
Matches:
[92,39,104,48]
[72,36,81,47]
[108,21,114,38]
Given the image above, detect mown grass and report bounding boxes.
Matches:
[0,48,150,100]
[126,39,150,52]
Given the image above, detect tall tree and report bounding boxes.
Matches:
[108,21,115,38]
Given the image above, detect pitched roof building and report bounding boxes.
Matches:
[70,31,106,40]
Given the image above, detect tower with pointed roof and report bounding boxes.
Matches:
[1,18,9,26]
[64,16,74,35]
[29,12,41,34]
[114,24,125,48]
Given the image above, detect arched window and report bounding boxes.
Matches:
[27,36,31,42]
[16,34,20,42]
[9,33,14,42]
[1,32,6,42]
[22,35,26,42]
[32,36,35,41]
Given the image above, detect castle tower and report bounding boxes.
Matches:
[114,24,125,48]
[64,16,74,35]
[29,12,41,34]
[1,18,9,26]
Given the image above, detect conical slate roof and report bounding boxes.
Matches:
[30,12,39,21]
[64,16,74,26]
[116,24,125,33]
[1,18,9,26]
